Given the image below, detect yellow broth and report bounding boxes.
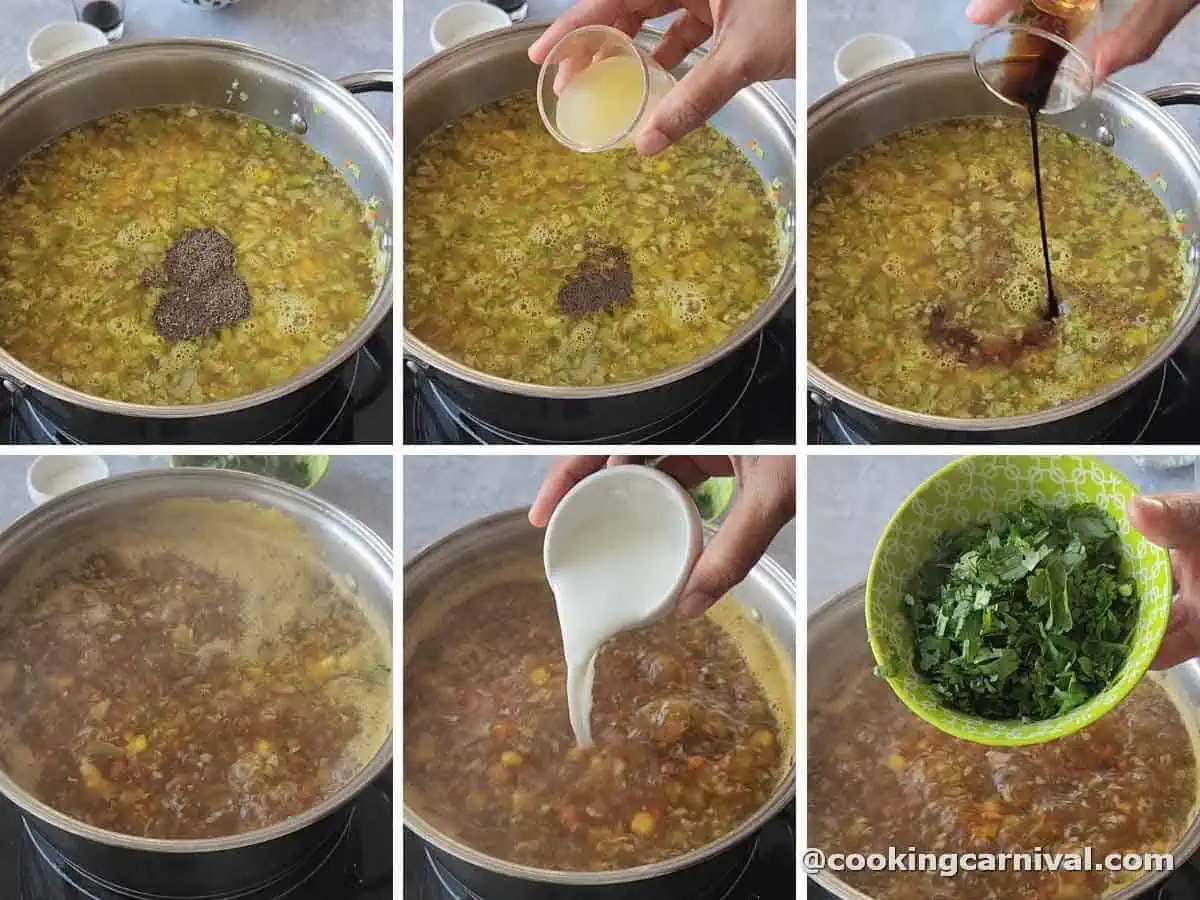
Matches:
[404,92,782,386]
[0,107,380,405]
[808,670,1197,900]
[808,117,1188,417]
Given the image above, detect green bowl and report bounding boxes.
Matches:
[167,455,329,489]
[866,455,1173,746]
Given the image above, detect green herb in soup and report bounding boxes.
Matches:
[404,92,783,386]
[902,501,1137,721]
[0,107,380,405]
[808,117,1188,417]
[809,670,1197,900]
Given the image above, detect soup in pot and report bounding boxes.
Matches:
[808,668,1198,899]
[405,91,784,387]
[0,503,391,839]
[0,107,382,405]
[808,117,1189,418]
[404,579,791,871]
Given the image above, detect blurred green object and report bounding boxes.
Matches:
[167,455,329,489]
[689,477,735,523]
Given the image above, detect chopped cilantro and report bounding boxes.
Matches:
[902,500,1138,722]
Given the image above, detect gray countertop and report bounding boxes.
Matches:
[403,455,797,583]
[808,1,1200,109]
[807,454,1198,610]
[3,0,392,128]
[404,0,795,113]
[0,454,394,546]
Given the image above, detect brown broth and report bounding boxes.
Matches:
[808,669,1197,899]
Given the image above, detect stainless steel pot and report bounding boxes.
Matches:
[807,53,1200,444]
[808,582,1200,899]
[0,40,393,443]
[403,509,796,898]
[0,470,393,896]
[404,23,796,443]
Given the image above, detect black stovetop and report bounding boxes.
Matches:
[405,308,795,445]
[1,782,391,899]
[403,803,794,900]
[809,339,1200,445]
[0,319,392,445]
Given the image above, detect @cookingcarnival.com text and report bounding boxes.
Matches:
[802,847,1174,879]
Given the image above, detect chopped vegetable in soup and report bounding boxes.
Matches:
[0,548,390,838]
[404,92,783,386]
[808,117,1188,417]
[809,670,1197,900]
[404,580,785,870]
[0,107,380,405]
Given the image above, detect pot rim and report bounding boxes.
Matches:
[806,579,1200,900]
[401,506,797,885]
[806,51,1200,431]
[0,468,394,854]
[0,38,394,420]
[402,21,797,400]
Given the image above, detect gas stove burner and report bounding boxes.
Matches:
[0,322,392,445]
[406,318,796,445]
[405,802,794,900]
[429,336,759,445]
[12,773,391,900]
[810,358,1194,445]
[21,815,352,900]
[422,842,758,900]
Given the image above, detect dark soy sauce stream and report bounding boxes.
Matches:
[1003,40,1070,320]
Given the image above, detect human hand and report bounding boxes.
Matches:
[528,0,795,156]
[1127,493,1200,668]
[966,0,1200,82]
[529,455,796,616]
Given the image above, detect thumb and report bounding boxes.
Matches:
[636,51,743,156]
[676,490,789,617]
[1127,493,1200,549]
[965,0,1022,25]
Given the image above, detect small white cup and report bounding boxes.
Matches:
[27,455,109,506]
[27,21,107,72]
[834,33,915,86]
[430,2,512,55]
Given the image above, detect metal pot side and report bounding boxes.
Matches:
[807,53,1200,442]
[807,582,1200,900]
[402,509,796,891]
[0,40,393,429]
[402,23,796,439]
[0,470,394,896]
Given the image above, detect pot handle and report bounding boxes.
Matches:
[336,70,394,96]
[1145,84,1200,107]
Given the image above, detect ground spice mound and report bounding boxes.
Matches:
[557,242,633,318]
[147,229,252,342]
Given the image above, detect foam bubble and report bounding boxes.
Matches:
[881,254,906,280]
[528,221,563,247]
[512,296,539,318]
[1001,272,1045,317]
[566,321,597,353]
[662,280,709,325]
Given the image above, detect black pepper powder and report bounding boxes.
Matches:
[557,242,634,318]
[147,228,252,342]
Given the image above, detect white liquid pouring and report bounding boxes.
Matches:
[543,466,702,747]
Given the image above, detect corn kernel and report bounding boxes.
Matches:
[255,739,273,754]
[630,811,656,836]
[500,750,523,768]
[885,753,905,772]
[127,734,148,755]
[529,666,549,686]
